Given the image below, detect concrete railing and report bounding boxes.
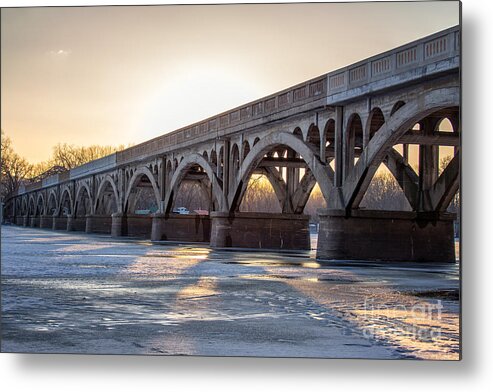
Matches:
[69,154,117,180]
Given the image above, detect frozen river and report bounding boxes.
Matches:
[1,226,460,359]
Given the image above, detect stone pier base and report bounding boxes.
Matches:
[111,213,127,237]
[39,215,51,228]
[86,215,112,234]
[210,212,310,250]
[85,215,94,233]
[53,216,68,230]
[151,213,211,242]
[66,215,74,231]
[29,215,39,227]
[126,214,153,238]
[71,216,86,231]
[316,209,456,262]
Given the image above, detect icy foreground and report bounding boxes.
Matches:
[1,226,459,359]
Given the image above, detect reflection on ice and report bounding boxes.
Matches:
[1,226,460,359]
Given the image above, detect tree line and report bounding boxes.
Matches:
[1,130,127,202]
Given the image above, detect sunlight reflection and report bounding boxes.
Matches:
[121,247,210,277]
[176,277,219,301]
[279,276,459,360]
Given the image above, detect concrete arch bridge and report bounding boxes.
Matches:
[5,26,460,262]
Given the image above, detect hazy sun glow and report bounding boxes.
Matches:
[1,2,459,163]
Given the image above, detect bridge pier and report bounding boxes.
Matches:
[39,215,51,228]
[66,215,74,231]
[70,215,86,231]
[111,213,127,237]
[52,216,68,230]
[151,213,211,242]
[30,215,41,227]
[210,212,310,250]
[126,214,153,239]
[85,214,94,233]
[316,209,456,262]
[23,215,29,226]
[89,215,112,234]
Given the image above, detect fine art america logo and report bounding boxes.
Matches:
[361,299,444,342]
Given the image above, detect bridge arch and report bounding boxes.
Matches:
[46,189,58,216]
[75,182,94,216]
[306,123,321,149]
[35,193,45,216]
[21,197,28,216]
[94,175,119,214]
[366,107,385,143]
[228,131,334,212]
[241,140,250,163]
[435,117,456,133]
[58,186,73,216]
[123,167,161,214]
[345,113,364,176]
[293,127,303,140]
[323,119,336,163]
[27,195,36,215]
[231,143,240,179]
[390,100,406,116]
[342,86,460,210]
[164,153,226,213]
[210,149,218,168]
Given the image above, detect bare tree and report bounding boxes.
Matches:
[240,174,281,213]
[360,172,412,211]
[51,143,128,170]
[174,181,210,211]
[1,130,32,202]
[304,184,326,222]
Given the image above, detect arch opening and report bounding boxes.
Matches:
[293,127,303,140]
[46,192,57,216]
[35,194,45,216]
[231,143,240,180]
[324,119,335,164]
[171,163,214,214]
[75,186,92,218]
[95,178,118,215]
[359,164,413,211]
[124,171,160,215]
[59,190,72,217]
[345,114,363,176]
[165,154,225,215]
[390,100,406,116]
[242,140,251,163]
[239,173,282,213]
[306,124,321,150]
[368,108,385,141]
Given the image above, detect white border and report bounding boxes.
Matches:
[2,1,493,391]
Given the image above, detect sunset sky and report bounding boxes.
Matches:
[1,1,460,163]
